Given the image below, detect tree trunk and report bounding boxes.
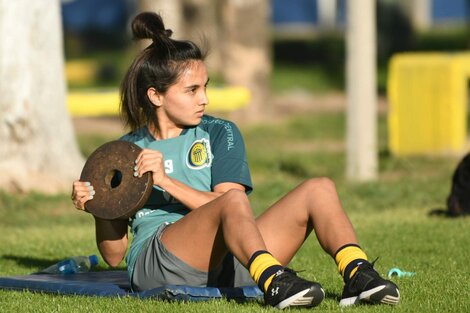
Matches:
[220,0,271,120]
[137,0,183,38]
[346,0,377,181]
[399,0,432,31]
[317,0,337,30]
[182,0,222,74]
[0,0,84,193]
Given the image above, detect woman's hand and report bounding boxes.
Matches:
[71,180,95,211]
[134,148,168,186]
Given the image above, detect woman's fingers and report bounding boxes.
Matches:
[134,149,163,178]
[133,149,168,186]
[71,180,95,210]
[134,158,160,177]
[73,193,91,210]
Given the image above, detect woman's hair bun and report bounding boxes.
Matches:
[131,12,172,41]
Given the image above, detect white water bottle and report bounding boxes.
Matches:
[38,255,99,274]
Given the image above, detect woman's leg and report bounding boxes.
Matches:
[160,177,356,271]
[159,188,324,308]
[160,189,266,271]
[256,177,357,264]
[255,177,400,306]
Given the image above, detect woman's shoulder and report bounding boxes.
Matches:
[119,127,149,143]
[197,115,244,151]
[199,115,240,134]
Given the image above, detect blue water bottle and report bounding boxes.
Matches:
[38,255,99,274]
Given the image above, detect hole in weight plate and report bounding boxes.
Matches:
[105,169,122,189]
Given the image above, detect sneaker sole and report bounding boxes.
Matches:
[276,287,325,309]
[339,285,400,307]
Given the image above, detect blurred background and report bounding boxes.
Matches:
[63,0,470,166]
[62,0,470,94]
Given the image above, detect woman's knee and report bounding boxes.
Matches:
[219,189,252,216]
[301,177,338,195]
[220,188,248,202]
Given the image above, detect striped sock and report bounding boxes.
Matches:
[334,244,368,283]
[247,250,284,292]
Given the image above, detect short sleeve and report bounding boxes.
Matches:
[208,120,253,193]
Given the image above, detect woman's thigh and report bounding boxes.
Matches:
[160,189,256,272]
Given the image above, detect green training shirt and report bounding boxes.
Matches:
[121,115,253,280]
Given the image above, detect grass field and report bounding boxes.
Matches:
[1,111,469,312]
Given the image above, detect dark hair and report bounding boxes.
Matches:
[120,12,206,131]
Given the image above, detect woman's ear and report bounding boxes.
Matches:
[147,87,162,107]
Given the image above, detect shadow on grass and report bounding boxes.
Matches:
[428,207,470,218]
[1,255,122,272]
[2,255,57,270]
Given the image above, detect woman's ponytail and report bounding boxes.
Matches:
[131,12,174,51]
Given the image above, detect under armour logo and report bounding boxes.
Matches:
[271,287,279,296]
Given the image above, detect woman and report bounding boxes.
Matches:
[71,12,400,309]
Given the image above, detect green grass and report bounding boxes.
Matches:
[270,64,341,94]
[1,112,469,312]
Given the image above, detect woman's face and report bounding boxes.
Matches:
[158,60,209,128]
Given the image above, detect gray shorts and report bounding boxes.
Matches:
[131,223,256,291]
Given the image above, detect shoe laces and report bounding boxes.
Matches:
[275,268,295,279]
[354,257,382,284]
[370,257,379,266]
[357,257,379,272]
[273,267,309,284]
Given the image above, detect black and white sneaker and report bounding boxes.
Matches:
[340,261,400,306]
[264,268,325,309]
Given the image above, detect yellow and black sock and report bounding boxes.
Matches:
[247,250,284,292]
[334,244,368,283]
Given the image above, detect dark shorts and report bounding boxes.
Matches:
[131,222,256,291]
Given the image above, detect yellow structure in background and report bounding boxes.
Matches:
[388,53,470,156]
[66,59,97,85]
[67,87,251,117]
[65,59,251,116]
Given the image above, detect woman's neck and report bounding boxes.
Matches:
[148,123,183,140]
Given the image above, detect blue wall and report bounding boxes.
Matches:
[61,0,469,31]
[272,0,318,24]
[271,0,468,25]
[433,0,468,20]
[62,0,131,32]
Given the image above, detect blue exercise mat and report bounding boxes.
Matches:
[0,271,263,302]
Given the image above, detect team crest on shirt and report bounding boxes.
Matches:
[187,138,212,169]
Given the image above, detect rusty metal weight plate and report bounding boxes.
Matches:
[80,141,153,220]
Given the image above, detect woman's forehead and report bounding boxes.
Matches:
[177,61,208,83]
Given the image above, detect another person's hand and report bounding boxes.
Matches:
[134,149,168,186]
[71,180,95,210]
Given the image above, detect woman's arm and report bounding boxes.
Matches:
[72,180,129,267]
[135,148,246,210]
[94,217,128,267]
[159,178,245,210]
